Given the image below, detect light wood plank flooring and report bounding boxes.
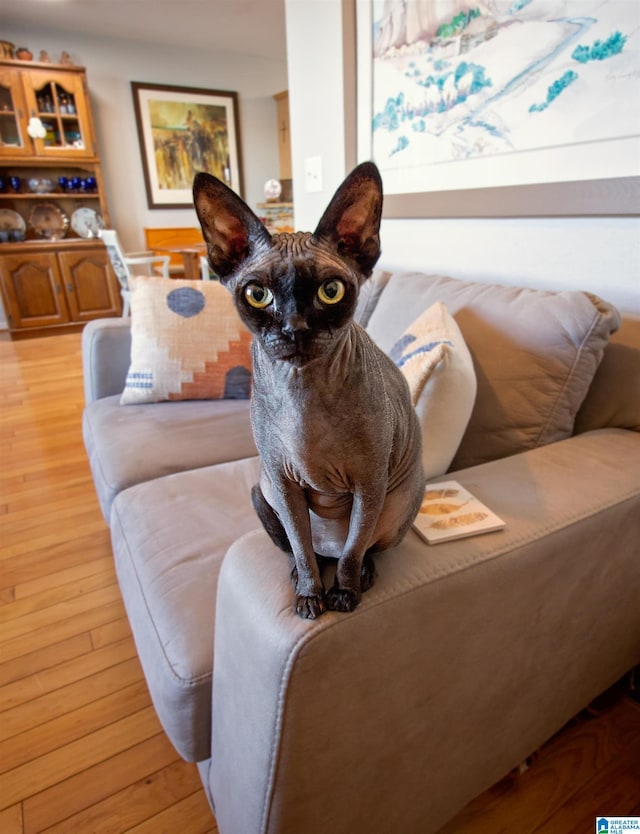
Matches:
[1,330,638,833]
[1,332,217,834]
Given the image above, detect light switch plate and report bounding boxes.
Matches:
[305,156,322,193]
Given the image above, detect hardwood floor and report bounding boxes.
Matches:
[1,330,639,833]
[0,333,216,834]
[440,681,640,833]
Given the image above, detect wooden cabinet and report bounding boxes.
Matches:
[0,242,120,333]
[0,58,117,337]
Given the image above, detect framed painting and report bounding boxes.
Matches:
[345,0,640,217]
[131,82,243,209]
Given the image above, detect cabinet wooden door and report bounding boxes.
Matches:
[0,66,30,157]
[274,91,292,181]
[58,247,121,320]
[22,69,96,159]
[0,252,70,329]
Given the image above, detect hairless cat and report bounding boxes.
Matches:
[194,162,425,618]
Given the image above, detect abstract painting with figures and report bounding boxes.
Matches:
[131,82,243,209]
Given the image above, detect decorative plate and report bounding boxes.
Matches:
[0,208,26,232]
[27,202,69,241]
[71,207,104,239]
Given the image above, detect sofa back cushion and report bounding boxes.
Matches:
[366,273,620,469]
[574,314,640,434]
[354,268,393,327]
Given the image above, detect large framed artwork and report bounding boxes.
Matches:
[345,0,640,216]
[131,82,243,209]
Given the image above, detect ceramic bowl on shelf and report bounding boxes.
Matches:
[27,177,56,194]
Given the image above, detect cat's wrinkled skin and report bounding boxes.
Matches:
[194,162,425,618]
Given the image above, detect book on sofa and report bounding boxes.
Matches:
[413,480,506,544]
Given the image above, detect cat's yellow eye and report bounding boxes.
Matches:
[318,279,345,305]
[245,283,273,309]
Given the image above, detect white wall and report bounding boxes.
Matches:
[1,24,287,327]
[285,0,348,228]
[285,0,639,315]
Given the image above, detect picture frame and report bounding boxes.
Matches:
[344,0,639,217]
[131,82,243,209]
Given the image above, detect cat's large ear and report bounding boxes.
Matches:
[313,162,382,277]
[193,172,272,282]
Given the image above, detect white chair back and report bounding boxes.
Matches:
[200,255,216,281]
[100,229,170,316]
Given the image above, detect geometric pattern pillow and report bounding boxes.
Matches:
[120,276,252,404]
[389,301,477,480]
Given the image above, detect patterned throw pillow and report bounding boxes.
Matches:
[390,302,477,480]
[120,276,252,404]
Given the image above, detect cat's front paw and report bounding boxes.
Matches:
[326,586,361,613]
[360,555,376,593]
[295,593,326,619]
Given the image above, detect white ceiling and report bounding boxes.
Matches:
[3,0,288,62]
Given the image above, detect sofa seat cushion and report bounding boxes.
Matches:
[110,456,262,762]
[83,394,257,520]
[366,273,620,469]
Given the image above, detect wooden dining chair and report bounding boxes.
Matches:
[144,227,205,277]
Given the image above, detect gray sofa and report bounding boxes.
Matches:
[82,270,640,834]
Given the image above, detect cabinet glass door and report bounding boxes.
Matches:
[34,80,82,150]
[0,68,29,156]
[24,71,94,158]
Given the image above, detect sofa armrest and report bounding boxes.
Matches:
[208,429,640,834]
[82,318,132,404]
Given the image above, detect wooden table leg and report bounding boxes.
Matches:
[181,250,202,280]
